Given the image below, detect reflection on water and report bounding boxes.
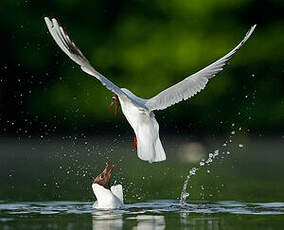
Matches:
[181,214,221,230]
[92,213,123,230]
[128,215,165,230]
[92,213,165,230]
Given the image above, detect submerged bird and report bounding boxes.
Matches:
[92,161,124,210]
[44,17,256,163]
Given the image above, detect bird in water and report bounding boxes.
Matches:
[92,161,124,210]
[44,17,256,163]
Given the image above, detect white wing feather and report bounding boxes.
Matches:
[146,25,256,111]
[44,17,128,98]
[110,184,124,203]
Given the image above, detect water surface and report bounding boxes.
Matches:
[1,136,284,229]
[1,200,284,230]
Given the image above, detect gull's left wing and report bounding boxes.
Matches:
[44,17,128,100]
[111,184,124,203]
[145,25,256,111]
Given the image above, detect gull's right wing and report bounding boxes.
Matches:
[44,17,128,99]
[145,25,256,111]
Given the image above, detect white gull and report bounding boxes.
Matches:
[44,17,256,163]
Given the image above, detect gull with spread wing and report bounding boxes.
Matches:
[44,17,256,163]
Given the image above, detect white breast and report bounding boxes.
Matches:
[92,184,124,210]
[118,94,166,162]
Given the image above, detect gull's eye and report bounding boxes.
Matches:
[100,175,104,180]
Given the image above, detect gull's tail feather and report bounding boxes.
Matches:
[137,138,166,163]
[153,137,166,162]
[136,116,166,163]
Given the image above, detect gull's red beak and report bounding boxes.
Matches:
[103,161,115,176]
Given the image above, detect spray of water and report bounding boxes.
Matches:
[180,75,257,205]
[180,150,220,205]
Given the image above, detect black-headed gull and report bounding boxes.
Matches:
[92,161,124,209]
[44,17,256,163]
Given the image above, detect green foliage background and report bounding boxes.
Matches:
[1,0,283,134]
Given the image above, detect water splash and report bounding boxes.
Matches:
[179,132,246,206]
[180,150,219,205]
[180,86,256,205]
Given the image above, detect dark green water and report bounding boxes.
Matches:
[1,200,284,229]
[0,135,284,229]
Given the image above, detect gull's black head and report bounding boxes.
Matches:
[93,161,115,189]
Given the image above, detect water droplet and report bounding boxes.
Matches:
[238,144,244,148]
[182,192,189,199]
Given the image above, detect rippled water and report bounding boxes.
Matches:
[1,137,284,229]
[1,200,284,230]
